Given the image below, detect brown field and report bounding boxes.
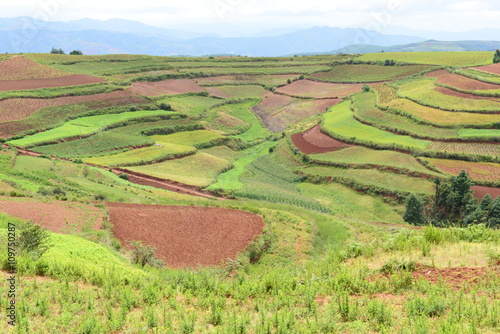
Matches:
[434,86,500,101]
[252,93,339,132]
[292,124,351,154]
[472,63,500,75]
[106,203,265,268]
[276,79,363,98]
[194,74,297,86]
[205,85,268,99]
[0,56,71,80]
[0,74,105,91]
[424,158,500,183]
[0,90,143,123]
[0,198,104,233]
[426,142,500,157]
[471,185,500,200]
[129,79,205,96]
[426,69,500,91]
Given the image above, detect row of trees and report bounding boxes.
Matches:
[404,170,499,228]
[50,47,83,55]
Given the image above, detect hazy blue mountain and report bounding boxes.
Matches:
[1,17,498,56]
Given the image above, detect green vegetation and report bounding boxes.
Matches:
[356,51,493,67]
[7,110,178,147]
[310,64,435,82]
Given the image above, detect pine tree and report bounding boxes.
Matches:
[480,194,493,211]
[494,49,500,64]
[463,207,485,225]
[487,197,500,228]
[403,193,426,225]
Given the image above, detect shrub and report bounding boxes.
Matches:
[19,224,51,259]
[403,193,426,225]
[129,240,164,268]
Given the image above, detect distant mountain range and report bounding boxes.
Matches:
[0,17,499,56]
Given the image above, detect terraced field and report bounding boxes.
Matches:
[309,64,436,82]
[423,158,500,184]
[276,79,362,98]
[206,85,268,99]
[356,51,493,66]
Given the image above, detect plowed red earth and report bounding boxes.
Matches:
[129,79,205,96]
[106,203,265,268]
[276,79,363,98]
[431,161,500,183]
[435,86,500,101]
[292,124,351,154]
[426,69,500,91]
[473,63,500,75]
[0,74,105,91]
[0,198,104,233]
[472,185,500,200]
[0,56,70,80]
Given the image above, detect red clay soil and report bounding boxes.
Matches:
[471,185,500,200]
[0,56,71,81]
[106,203,265,268]
[411,265,498,290]
[434,86,500,101]
[276,79,363,99]
[426,69,500,91]
[0,74,105,91]
[129,79,205,96]
[431,161,500,184]
[112,168,220,199]
[473,63,500,75]
[0,198,104,233]
[291,124,351,154]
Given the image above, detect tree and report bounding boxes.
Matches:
[69,50,83,55]
[487,197,500,228]
[129,241,164,268]
[480,194,493,211]
[19,224,51,259]
[463,207,485,225]
[403,193,426,225]
[494,49,500,64]
[50,47,65,55]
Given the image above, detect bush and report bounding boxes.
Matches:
[118,173,129,181]
[19,224,51,259]
[70,50,83,55]
[129,241,164,268]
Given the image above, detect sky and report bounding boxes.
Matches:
[2,0,500,35]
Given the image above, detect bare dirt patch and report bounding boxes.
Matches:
[411,265,498,290]
[471,185,500,200]
[473,63,500,75]
[0,197,104,233]
[429,160,500,183]
[0,74,105,91]
[106,203,265,268]
[276,79,363,99]
[0,56,71,81]
[252,93,339,132]
[427,69,500,91]
[291,124,351,154]
[129,79,205,96]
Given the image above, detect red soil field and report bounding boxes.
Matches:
[276,79,363,99]
[434,86,500,101]
[426,69,500,91]
[129,79,205,96]
[292,124,351,154]
[0,198,104,233]
[0,56,71,80]
[205,85,267,99]
[430,160,500,183]
[0,90,146,135]
[0,74,105,91]
[252,93,340,132]
[473,63,500,75]
[472,185,500,200]
[194,74,296,86]
[106,203,265,268]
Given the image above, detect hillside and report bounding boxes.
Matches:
[0,51,499,333]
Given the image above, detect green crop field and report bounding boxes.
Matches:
[7,110,177,147]
[322,101,431,151]
[356,51,493,66]
[301,166,436,196]
[311,146,442,177]
[352,91,500,141]
[309,64,436,82]
[395,78,500,112]
[2,51,500,334]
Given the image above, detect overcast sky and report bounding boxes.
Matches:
[2,0,499,34]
